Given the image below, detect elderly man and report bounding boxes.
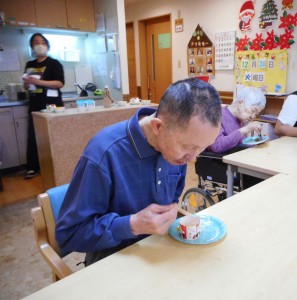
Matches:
[56,78,222,265]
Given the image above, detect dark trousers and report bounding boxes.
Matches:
[26,114,40,171]
[85,236,148,266]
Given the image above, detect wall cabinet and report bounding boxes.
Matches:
[34,0,95,32]
[0,0,36,27]
[0,106,28,169]
[66,0,95,32]
[35,0,68,30]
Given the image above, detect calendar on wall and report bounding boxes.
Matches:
[234,49,288,94]
[215,31,236,70]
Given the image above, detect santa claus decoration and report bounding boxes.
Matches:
[239,0,255,31]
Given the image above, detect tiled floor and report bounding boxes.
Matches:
[0,162,198,299]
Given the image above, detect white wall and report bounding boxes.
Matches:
[125,0,297,93]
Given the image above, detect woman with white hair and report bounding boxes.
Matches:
[209,86,266,153]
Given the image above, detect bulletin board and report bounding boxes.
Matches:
[234,49,288,94]
[187,24,215,78]
[188,47,215,77]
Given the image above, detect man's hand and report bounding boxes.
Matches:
[130,203,178,236]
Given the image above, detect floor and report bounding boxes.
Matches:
[0,162,198,300]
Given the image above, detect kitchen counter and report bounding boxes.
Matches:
[0,93,103,107]
[32,104,158,190]
[0,100,29,107]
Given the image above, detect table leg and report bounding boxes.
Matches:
[226,164,234,198]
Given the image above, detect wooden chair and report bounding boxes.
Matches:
[31,183,73,282]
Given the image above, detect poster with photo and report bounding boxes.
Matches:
[215,31,236,70]
[187,24,215,78]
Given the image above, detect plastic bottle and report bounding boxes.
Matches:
[103,86,112,108]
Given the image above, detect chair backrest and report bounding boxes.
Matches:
[37,183,69,255]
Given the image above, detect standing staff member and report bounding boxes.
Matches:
[22,33,65,179]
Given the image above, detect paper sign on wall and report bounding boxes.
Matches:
[234,49,287,94]
[0,49,21,71]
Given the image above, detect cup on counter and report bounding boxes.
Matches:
[76,100,95,111]
[85,99,95,110]
[179,215,200,240]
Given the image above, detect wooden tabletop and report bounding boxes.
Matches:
[223,136,297,176]
[23,173,297,300]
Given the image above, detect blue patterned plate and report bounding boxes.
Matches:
[169,215,227,245]
[242,135,268,146]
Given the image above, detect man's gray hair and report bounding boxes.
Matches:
[156,78,222,129]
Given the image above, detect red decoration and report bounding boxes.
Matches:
[236,9,296,51]
[282,0,293,10]
[279,11,297,29]
[279,28,295,49]
[250,33,265,50]
[264,30,278,50]
[235,35,250,51]
[239,0,255,32]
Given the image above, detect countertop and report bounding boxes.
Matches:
[34,103,158,117]
[0,100,29,107]
[0,93,103,107]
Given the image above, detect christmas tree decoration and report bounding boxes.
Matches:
[259,0,279,30]
[239,0,255,32]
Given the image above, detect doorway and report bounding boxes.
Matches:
[139,15,172,103]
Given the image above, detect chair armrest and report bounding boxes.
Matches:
[31,207,73,280]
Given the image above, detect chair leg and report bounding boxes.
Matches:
[52,271,59,282]
[0,169,3,192]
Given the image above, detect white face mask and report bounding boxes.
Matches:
[33,45,48,57]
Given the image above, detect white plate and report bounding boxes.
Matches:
[242,135,269,146]
[40,109,53,113]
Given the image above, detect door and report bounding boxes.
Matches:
[126,22,138,98]
[145,15,172,103]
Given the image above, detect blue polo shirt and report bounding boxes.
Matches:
[56,107,187,254]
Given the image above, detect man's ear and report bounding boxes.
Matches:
[150,117,162,136]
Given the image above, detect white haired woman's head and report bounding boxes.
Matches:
[234,87,266,109]
[231,87,266,123]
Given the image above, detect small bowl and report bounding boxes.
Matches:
[54,107,66,113]
[141,100,151,105]
[117,101,128,106]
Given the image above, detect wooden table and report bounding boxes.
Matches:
[23,173,297,300]
[223,136,297,197]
